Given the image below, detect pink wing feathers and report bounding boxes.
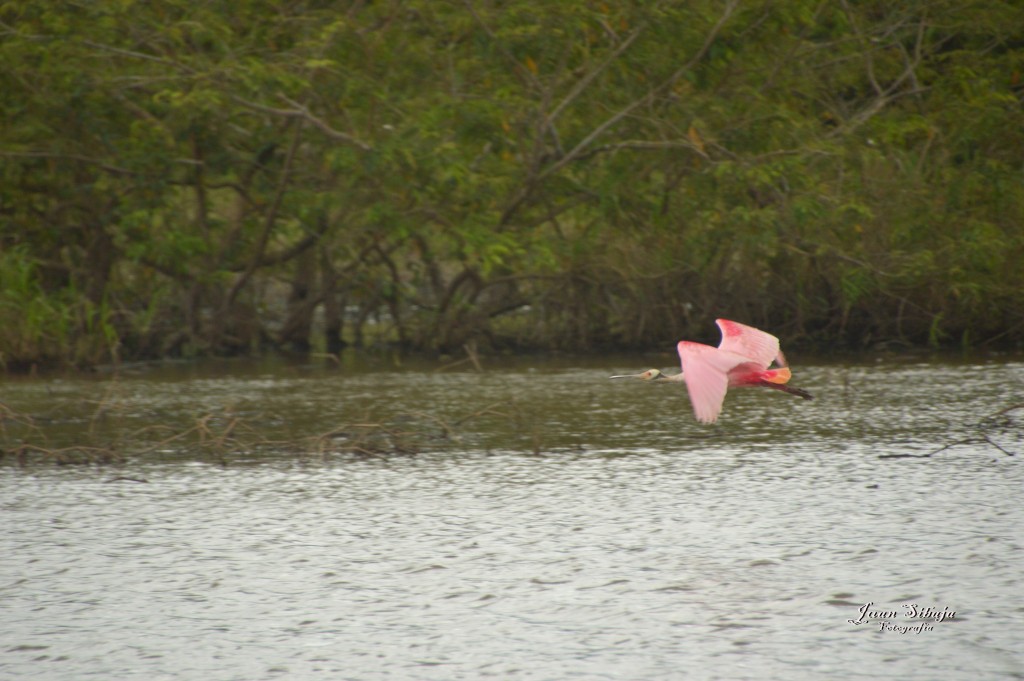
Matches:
[677,341,760,424]
[715,319,782,368]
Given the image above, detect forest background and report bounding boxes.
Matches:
[2,0,1023,371]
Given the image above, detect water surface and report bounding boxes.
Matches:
[2,355,1023,679]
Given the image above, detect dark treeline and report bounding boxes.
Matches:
[2,1,1023,370]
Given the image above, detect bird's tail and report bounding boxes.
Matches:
[761,367,792,385]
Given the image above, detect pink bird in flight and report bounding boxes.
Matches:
[611,319,813,424]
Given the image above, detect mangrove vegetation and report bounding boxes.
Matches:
[2,0,1024,370]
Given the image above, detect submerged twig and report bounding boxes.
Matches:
[880,404,1022,460]
[434,342,484,373]
[449,401,512,428]
[6,443,122,465]
[3,391,525,466]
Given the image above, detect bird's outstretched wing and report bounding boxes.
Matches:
[677,341,756,424]
[715,319,781,368]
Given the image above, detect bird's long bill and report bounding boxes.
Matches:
[609,370,663,380]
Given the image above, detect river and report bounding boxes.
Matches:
[2,354,1022,680]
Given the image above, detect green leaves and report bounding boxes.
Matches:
[3,0,1024,366]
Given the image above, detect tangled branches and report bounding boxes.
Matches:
[1,399,515,466]
[879,404,1023,460]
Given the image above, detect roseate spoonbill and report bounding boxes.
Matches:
[611,319,812,424]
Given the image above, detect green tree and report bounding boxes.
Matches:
[2,0,1023,369]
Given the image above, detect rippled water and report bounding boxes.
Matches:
[2,355,1023,680]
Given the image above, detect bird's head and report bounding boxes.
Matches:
[610,368,665,381]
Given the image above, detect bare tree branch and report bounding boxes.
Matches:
[539,0,740,181]
[496,1,739,227]
[828,12,930,137]
[221,121,303,313]
[570,138,711,162]
[545,27,645,126]
[0,150,200,175]
[233,96,373,151]
[80,39,195,72]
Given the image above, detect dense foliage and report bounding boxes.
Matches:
[3,1,1023,368]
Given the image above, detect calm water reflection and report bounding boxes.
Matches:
[2,356,1023,680]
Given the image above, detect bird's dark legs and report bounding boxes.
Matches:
[758,380,814,400]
